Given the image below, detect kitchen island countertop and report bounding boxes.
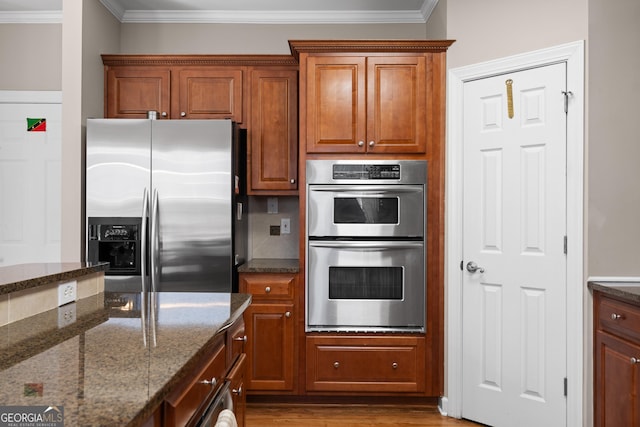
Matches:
[0,290,251,426]
[0,262,109,295]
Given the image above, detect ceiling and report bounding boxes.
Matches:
[0,0,438,24]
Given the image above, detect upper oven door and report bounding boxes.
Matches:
[307,185,424,238]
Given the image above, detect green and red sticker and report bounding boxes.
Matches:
[27,118,46,132]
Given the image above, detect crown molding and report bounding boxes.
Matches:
[101,54,298,67]
[0,11,61,24]
[289,39,454,60]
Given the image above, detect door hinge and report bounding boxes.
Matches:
[564,236,567,254]
[564,377,568,396]
[562,91,573,114]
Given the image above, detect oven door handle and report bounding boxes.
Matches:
[308,240,423,249]
[309,185,422,193]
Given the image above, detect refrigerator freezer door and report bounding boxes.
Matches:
[152,120,232,292]
[86,119,151,218]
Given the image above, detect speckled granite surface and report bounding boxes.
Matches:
[0,291,251,426]
[237,258,299,273]
[589,281,640,305]
[0,262,109,295]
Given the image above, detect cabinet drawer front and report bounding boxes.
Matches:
[227,317,246,367]
[164,338,226,427]
[240,273,295,300]
[306,336,425,392]
[598,296,640,341]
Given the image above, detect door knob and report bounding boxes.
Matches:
[466,261,485,274]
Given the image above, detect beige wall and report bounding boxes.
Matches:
[118,22,428,54]
[0,24,62,90]
[587,0,640,277]
[446,0,587,68]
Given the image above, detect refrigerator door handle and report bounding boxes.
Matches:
[140,188,150,347]
[150,188,159,293]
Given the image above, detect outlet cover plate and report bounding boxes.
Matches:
[58,280,77,306]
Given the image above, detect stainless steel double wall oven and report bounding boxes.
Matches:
[306,160,427,332]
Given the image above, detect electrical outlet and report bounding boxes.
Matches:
[267,197,278,214]
[270,225,280,236]
[57,302,77,328]
[281,218,290,234]
[57,280,77,306]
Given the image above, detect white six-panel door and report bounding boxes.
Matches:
[0,92,62,266]
[461,63,567,426]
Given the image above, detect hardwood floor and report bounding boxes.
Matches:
[246,402,484,426]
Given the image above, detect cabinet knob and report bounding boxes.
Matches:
[611,313,623,320]
[392,362,398,369]
[181,112,186,117]
[161,112,167,117]
[358,141,364,147]
[285,311,291,318]
[232,386,243,396]
[290,178,296,184]
[265,286,271,293]
[199,377,217,387]
[369,140,375,147]
[233,335,247,343]
[333,361,340,369]
[631,357,640,364]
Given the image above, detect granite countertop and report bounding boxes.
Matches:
[0,262,109,295]
[0,290,251,426]
[238,258,300,273]
[589,281,640,305]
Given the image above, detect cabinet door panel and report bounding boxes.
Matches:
[178,69,243,121]
[595,331,640,427]
[249,69,298,192]
[306,57,366,153]
[367,56,426,153]
[106,68,170,118]
[227,353,246,427]
[244,302,295,391]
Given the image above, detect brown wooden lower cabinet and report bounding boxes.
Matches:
[594,291,640,426]
[227,353,247,427]
[240,273,297,393]
[306,335,426,393]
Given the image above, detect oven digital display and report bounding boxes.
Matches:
[332,164,401,180]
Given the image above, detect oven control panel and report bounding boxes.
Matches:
[332,164,401,180]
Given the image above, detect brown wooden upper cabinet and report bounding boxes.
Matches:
[290,40,454,155]
[176,68,243,121]
[248,67,298,194]
[105,67,171,119]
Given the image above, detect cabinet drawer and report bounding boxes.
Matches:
[227,317,246,367]
[306,336,425,393]
[598,294,640,341]
[240,273,295,300]
[164,337,226,427]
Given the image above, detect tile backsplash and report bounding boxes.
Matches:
[248,196,299,259]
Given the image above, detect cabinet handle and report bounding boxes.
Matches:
[369,140,375,147]
[392,362,398,369]
[285,311,291,318]
[181,112,186,117]
[199,377,217,387]
[611,313,624,320]
[290,178,296,184]
[358,141,364,147]
[233,335,247,343]
[333,361,340,369]
[631,357,640,364]
[232,385,243,396]
[265,286,271,294]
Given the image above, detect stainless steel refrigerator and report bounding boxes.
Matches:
[85,119,247,293]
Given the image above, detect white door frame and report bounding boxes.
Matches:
[444,41,584,426]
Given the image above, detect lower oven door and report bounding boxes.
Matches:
[307,240,425,332]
